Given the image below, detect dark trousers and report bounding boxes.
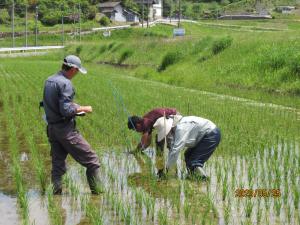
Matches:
[47,121,100,184]
[184,127,221,169]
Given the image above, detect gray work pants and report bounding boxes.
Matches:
[47,120,100,184]
[184,127,221,169]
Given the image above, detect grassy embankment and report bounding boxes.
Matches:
[63,21,300,108]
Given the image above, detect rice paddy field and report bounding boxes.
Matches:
[0,18,299,225]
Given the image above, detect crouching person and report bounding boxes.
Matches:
[43,55,102,194]
[153,115,221,179]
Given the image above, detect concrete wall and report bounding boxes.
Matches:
[114,5,127,22]
[153,0,162,18]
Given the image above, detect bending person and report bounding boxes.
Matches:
[127,108,179,151]
[153,115,221,179]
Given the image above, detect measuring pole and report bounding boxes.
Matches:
[12,0,15,47]
[178,0,181,28]
[73,5,76,40]
[79,3,81,42]
[142,0,144,27]
[25,5,28,47]
[147,0,149,28]
[35,6,38,46]
[61,5,64,46]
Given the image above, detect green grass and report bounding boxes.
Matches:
[0,53,298,154]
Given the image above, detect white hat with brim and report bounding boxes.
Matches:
[63,55,87,74]
[153,117,174,142]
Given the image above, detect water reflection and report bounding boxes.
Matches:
[0,192,19,225]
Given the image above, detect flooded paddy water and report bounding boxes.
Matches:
[0,142,299,225]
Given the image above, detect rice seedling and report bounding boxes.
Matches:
[256,200,262,225]
[183,201,191,220]
[158,207,168,225]
[46,185,63,225]
[64,173,80,197]
[224,203,230,225]
[293,185,299,210]
[274,199,282,217]
[245,199,253,218]
[222,174,228,201]
[86,203,104,225]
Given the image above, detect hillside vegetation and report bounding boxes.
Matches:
[61,21,300,108]
[0,0,299,28]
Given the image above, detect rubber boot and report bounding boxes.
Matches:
[86,168,103,195]
[52,177,62,195]
[187,166,208,181]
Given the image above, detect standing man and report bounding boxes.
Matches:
[43,55,102,194]
[127,108,179,151]
[153,115,221,179]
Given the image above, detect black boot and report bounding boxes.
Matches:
[86,168,103,195]
[52,178,62,195]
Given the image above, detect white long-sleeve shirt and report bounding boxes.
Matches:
[166,116,216,169]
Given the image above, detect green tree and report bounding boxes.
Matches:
[0,8,10,24]
[192,3,201,19]
[163,0,175,18]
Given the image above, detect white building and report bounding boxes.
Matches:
[153,0,163,19]
[276,6,296,14]
[134,0,163,20]
[98,2,140,23]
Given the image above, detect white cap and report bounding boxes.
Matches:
[63,55,87,74]
[153,117,174,142]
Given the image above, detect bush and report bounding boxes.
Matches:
[158,51,183,72]
[212,36,233,55]
[99,16,111,26]
[107,42,116,50]
[118,49,134,64]
[28,20,42,32]
[87,5,97,20]
[40,11,60,26]
[76,46,83,55]
[257,45,291,71]
[99,45,107,54]
[0,9,10,24]
[289,54,300,78]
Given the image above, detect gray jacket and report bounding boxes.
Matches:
[43,71,79,124]
[166,116,216,168]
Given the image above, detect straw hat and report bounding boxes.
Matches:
[153,117,173,142]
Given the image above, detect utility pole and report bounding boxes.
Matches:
[169,1,172,23]
[25,5,28,47]
[61,5,64,46]
[147,0,150,28]
[79,3,81,42]
[178,0,181,28]
[35,6,38,46]
[12,0,15,47]
[142,0,144,28]
[73,5,76,40]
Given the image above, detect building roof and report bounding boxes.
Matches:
[102,9,117,13]
[134,0,158,5]
[98,2,121,8]
[123,8,139,16]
